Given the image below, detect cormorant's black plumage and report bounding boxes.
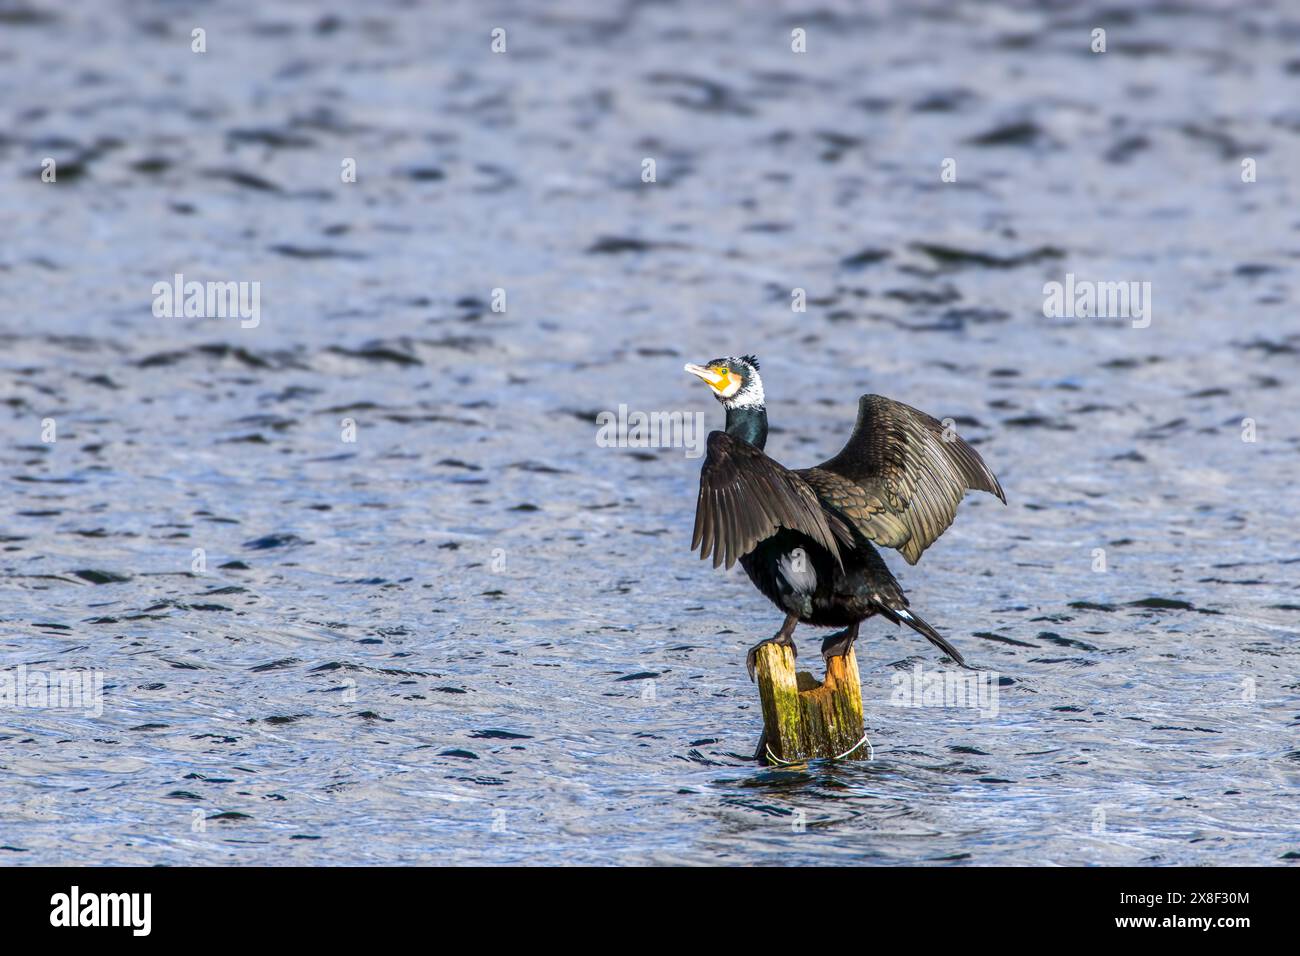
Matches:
[803,394,1005,565]
[692,431,852,571]
[684,355,1005,673]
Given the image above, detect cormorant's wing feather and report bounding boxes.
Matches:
[693,431,847,570]
[799,394,1005,565]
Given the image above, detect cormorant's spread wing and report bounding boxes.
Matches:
[692,431,850,571]
[799,395,1005,565]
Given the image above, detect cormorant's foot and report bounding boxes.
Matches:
[745,634,796,683]
[820,628,856,663]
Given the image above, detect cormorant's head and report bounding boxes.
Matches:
[684,354,765,409]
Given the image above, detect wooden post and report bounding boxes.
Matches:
[752,644,868,764]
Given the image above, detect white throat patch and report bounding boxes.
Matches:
[723,374,764,409]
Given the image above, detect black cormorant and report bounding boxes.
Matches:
[684,355,1006,679]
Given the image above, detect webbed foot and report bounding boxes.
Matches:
[746,633,796,682]
[820,622,860,663]
[745,613,800,682]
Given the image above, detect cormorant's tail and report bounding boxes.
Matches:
[888,607,973,669]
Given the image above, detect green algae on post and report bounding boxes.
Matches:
[752,644,868,765]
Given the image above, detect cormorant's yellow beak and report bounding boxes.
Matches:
[685,363,733,395]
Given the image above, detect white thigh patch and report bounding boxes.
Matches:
[776,550,817,594]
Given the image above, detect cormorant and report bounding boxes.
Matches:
[684,355,1005,679]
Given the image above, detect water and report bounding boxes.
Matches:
[1,0,1297,865]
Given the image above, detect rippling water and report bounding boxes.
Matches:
[1,0,1297,865]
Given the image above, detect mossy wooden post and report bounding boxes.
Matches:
[752,644,867,764]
